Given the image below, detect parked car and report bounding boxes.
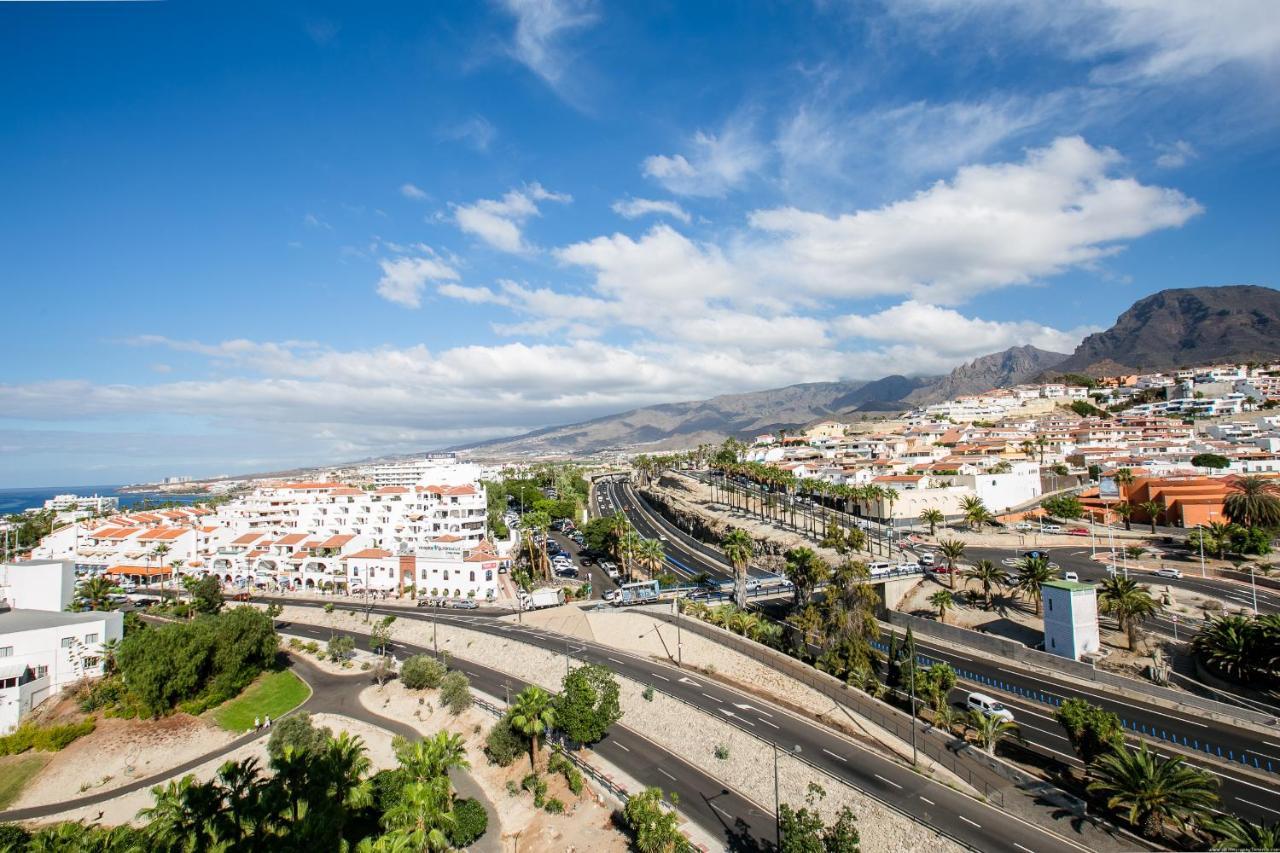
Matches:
[450,599,479,609]
[918,553,935,567]
[1041,524,1062,534]
[1021,550,1051,560]
[1067,527,1089,536]
[1153,567,1183,579]
[966,691,1014,722]
[555,567,579,579]
[1015,521,1035,531]
[230,591,252,602]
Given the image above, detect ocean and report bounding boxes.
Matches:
[0,485,205,516]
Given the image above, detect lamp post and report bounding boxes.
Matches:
[773,742,801,849]
[1197,524,1207,579]
[907,632,919,767]
[1251,563,1259,615]
[673,595,683,669]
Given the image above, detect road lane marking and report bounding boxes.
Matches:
[995,668,1210,727]
[1237,798,1280,816]
[918,796,934,805]
[1015,844,1036,853]
[658,769,676,781]
[710,802,733,819]
[614,743,631,752]
[822,748,847,762]
[650,673,670,681]
[874,774,903,789]
[607,657,624,664]
[701,692,722,703]
[958,816,981,828]
[759,718,780,729]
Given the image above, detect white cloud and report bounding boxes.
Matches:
[556,224,738,304]
[498,0,598,95]
[745,136,1202,303]
[610,197,691,223]
[453,182,571,253]
[836,300,1095,358]
[1155,139,1197,168]
[438,115,497,152]
[643,121,767,197]
[303,213,331,230]
[400,183,428,200]
[375,254,461,308]
[436,283,508,305]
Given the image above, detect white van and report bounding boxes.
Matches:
[918,553,935,567]
[966,691,1014,722]
[867,562,893,576]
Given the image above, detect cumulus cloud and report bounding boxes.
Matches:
[643,120,768,197]
[610,197,691,223]
[453,182,571,253]
[497,0,598,97]
[375,253,461,308]
[745,136,1202,303]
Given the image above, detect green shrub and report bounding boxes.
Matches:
[0,718,96,756]
[505,779,520,797]
[484,716,525,767]
[439,671,472,715]
[304,641,320,654]
[714,743,729,760]
[565,766,584,796]
[0,823,31,851]
[324,603,335,614]
[642,685,654,702]
[288,637,303,650]
[399,655,446,690]
[543,796,565,814]
[370,768,410,813]
[449,798,488,846]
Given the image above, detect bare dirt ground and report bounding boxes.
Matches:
[360,680,630,853]
[10,714,236,809]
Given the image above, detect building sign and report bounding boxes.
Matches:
[1098,476,1120,500]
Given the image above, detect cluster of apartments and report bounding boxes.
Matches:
[29,459,510,602]
[744,363,1280,528]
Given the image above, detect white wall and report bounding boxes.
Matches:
[1042,585,1099,660]
[0,561,75,612]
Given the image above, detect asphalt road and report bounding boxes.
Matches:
[276,600,1092,853]
[601,478,1280,827]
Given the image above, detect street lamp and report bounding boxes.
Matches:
[773,742,801,849]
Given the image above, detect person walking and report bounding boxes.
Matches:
[263,715,271,728]
[254,716,261,730]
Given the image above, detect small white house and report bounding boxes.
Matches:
[1041,580,1100,661]
[0,560,76,612]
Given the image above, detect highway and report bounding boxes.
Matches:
[272,598,1093,853]
[599,477,1280,827]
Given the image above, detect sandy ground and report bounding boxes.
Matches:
[271,603,963,852]
[281,632,385,674]
[25,714,398,828]
[10,714,236,809]
[359,680,630,853]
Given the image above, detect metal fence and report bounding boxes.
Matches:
[638,605,1012,806]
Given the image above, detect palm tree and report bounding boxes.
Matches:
[1015,556,1058,615]
[381,776,454,852]
[619,530,642,582]
[919,508,944,537]
[966,709,1021,755]
[510,686,556,773]
[1224,475,1280,529]
[212,757,269,846]
[1098,576,1158,650]
[151,543,171,594]
[395,731,469,790]
[783,546,829,608]
[1019,439,1036,460]
[139,775,217,850]
[1192,615,1256,682]
[75,575,115,611]
[1113,467,1135,498]
[962,559,1004,609]
[1209,815,1280,850]
[1138,500,1164,534]
[721,529,754,608]
[936,539,966,590]
[928,589,955,624]
[1034,435,1049,464]
[1206,520,1235,559]
[961,496,991,531]
[636,538,665,582]
[1088,744,1218,840]
[1114,501,1134,531]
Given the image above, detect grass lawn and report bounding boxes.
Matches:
[211,669,310,733]
[0,753,51,809]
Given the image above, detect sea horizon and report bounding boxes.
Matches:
[0,484,204,516]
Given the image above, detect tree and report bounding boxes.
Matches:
[449,798,488,848]
[919,508,944,536]
[328,634,356,663]
[961,496,992,531]
[188,575,224,615]
[784,547,830,609]
[1224,475,1280,529]
[779,790,861,853]
[1014,556,1057,615]
[439,672,472,715]
[636,537,665,582]
[936,539,966,590]
[400,655,446,690]
[510,686,556,772]
[622,787,684,853]
[1114,501,1134,531]
[268,712,333,762]
[1098,576,1158,650]
[1191,453,1230,471]
[555,663,622,745]
[1191,614,1280,686]
[962,559,1004,609]
[380,775,454,851]
[1088,744,1218,840]
[1139,500,1164,533]
[74,575,115,611]
[370,615,396,656]
[1209,815,1280,850]
[1055,698,1124,769]
[912,661,957,716]
[928,589,955,624]
[722,528,755,609]
[966,709,1021,755]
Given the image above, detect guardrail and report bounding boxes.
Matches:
[636,605,1011,807]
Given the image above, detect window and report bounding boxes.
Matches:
[84,656,101,669]
[0,646,11,657]
[1047,599,1053,612]
[84,633,98,645]
[35,665,48,678]
[60,637,74,649]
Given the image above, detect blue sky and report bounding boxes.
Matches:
[1,0,1278,487]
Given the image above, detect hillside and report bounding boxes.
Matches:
[904,345,1068,405]
[1050,285,1280,375]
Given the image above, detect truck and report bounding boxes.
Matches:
[519,587,565,610]
[612,579,661,606]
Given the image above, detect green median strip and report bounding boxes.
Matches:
[210,669,311,733]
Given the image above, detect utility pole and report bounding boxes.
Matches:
[907,633,918,767]
[773,743,800,849]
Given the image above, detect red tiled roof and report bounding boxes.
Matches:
[137,527,188,541]
[232,532,265,545]
[274,533,308,545]
[346,548,393,559]
[316,534,355,549]
[375,486,409,495]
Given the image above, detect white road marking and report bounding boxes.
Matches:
[1015,844,1036,853]
[1237,798,1280,817]
[733,703,772,717]
[658,769,677,781]
[710,802,733,818]
[919,796,934,806]
[822,748,847,762]
[615,743,631,752]
[651,673,670,681]
[701,692,722,703]
[759,718,780,729]
[874,773,903,789]
[607,657,624,664]
[958,816,981,828]
[678,676,702,687]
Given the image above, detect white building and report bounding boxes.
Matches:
[1042,580,1100,661]
[359,454,481,488]
[0,560,76,612]
[41,494,119,515]
[952,461,1042,513]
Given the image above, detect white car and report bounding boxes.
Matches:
[1041,524,1062,533]
[966,691,1014,722]
[1063,571,1079,582]
[1153,567,1183,579]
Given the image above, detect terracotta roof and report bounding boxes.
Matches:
[346,548,393,559]
[102,527,142,540]
[137,527,188,541]
[433,534,462,543]
[274,533,308,545]
[245,549,266,559]
[316,534,355,549]
[375,486,409,495]
[232,532,265,545]
[106,564,171,577]
[279,482,343,490]
[330,488,363,496]
[444,485,477,496]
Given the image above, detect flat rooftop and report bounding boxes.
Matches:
[0,608,117,633]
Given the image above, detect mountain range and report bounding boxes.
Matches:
[455,285,1280,457]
